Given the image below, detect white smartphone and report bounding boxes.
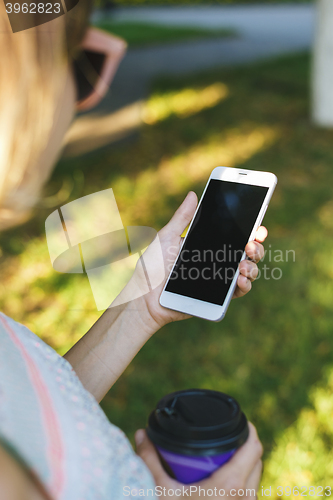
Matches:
[159,166,277,322]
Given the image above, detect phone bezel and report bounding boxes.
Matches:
[159,166,277,322]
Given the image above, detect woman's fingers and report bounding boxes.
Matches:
[136,425,263,500]
[245,459,263,492]
[234,263,257,299]
[255,226,268,243]
[239,260,258,282]
[245,227,268,263]
[245,241,265,263]
[210,423,263,487]
[161,192,198,238]
[234,275,252,298]
[232,226,268,297]
[135,429,168,485]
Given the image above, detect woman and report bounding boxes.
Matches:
[0,1,265,498]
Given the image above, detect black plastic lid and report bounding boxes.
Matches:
[147,389,249,456]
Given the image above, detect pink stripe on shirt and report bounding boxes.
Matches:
[0,315,65,499]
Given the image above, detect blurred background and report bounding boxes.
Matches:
[2,0,333,495]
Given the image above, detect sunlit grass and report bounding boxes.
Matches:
[113,123,278,225]
[2,52,333,492]
[142,83,230,124]
[263,368,333,495]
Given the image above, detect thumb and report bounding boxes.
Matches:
[162,191,198,237]
[135,430,166,483]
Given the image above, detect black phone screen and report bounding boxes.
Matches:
[165,179,269,306]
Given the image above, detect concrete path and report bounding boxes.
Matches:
[107,4,315,45]
[64,4,316,156]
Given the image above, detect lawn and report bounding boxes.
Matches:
[94,20,234,46]
[2,52,333,496]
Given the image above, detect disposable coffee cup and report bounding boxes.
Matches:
[147,389,249,484]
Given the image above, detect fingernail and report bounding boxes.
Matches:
[135,429,145,447]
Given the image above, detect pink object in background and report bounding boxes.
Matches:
[75,27,127,111]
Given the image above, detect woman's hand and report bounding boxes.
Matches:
[135,423,263,500]
[65,192,268,401]
[139,191,268,332]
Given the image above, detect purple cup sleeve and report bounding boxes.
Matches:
[157,446,236,484]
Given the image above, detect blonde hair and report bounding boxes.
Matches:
[0,1,91,230]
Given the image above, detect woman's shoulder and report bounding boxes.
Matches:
[0,312,155,499]
[0,311,70,372]
[0,311,51,345]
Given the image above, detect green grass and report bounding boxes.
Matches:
[2,52,333,495]
[95,21,235,47]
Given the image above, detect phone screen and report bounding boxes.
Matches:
[165,179,269,306]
